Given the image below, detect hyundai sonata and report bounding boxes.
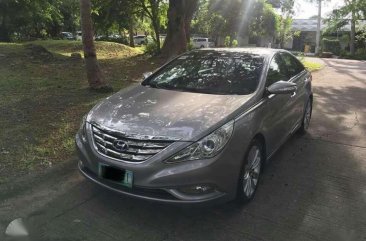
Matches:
[75,48,313,204]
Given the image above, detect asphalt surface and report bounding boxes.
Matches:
[1,58,366,241]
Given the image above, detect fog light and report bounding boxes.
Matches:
[178,184,215,195]
[81,125,87,142]
[78,160,84,168]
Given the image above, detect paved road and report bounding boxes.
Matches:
[1,59,366,241]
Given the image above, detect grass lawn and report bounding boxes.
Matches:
[301,59,324,72]
[0,40,164,184]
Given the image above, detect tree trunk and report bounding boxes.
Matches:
[350,10,356,55]
[161,0,198,59]
[183,0,198,43]
[80,0,112,91]
[150,0,161,53]
[0,10,11,42]
[128,17,135,47]
[153,21,161,53]
[315,0,322,55]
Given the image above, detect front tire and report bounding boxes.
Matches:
[236,139,264,203]
[298,98,312,134]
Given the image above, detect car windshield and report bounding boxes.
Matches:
[142,51,264,95]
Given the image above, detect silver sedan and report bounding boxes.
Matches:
[75,48,313,204]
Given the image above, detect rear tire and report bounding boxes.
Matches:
[236,139,264,204]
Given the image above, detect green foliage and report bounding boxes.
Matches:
[322,38,341,55]
[91,0,168,52]
[324,0,366,55]
[0,0,80,41]
[355,25,366,49]
[0,0,167,49]
[249,0,279,38]
[191,0,227,41]
[192,0,281,46]
[340,50,366,60]
[232,39,238,47]
[91,0,131,36]
[224,36,231,47]
[145,41,159,55]
[277,16,293,48]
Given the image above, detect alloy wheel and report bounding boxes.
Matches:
[242,145,262,198]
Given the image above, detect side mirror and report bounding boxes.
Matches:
[267,81,297,95]
[142,72,153,80]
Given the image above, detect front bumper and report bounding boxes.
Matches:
[78,161,228,204]
[75,125,248,204]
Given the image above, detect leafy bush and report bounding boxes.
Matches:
[322,38,341,55]
[232,39,238,47]
[340,49,366,60]
[145,41,159,56]
[356,48,366,55]
[224,36,238,47]
[224,36,231,47]
[95,36,128,45]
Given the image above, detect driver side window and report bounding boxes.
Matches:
[280,52,305,79]
[266,54,287,87]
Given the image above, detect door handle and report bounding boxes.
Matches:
[290,92,297,98]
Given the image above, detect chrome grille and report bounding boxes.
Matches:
[91,125,175,163]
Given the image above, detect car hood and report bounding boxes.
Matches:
[88,85,253,141]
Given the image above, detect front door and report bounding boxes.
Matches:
[262,53,295,154]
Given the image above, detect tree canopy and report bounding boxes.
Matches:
[0,0,80,41]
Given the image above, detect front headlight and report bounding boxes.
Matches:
[166,120,234,163]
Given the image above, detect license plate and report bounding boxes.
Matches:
[98,163,133,188]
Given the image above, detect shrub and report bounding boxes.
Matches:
[95,36,128,45]
[322,38,341,55]
[339,49,366,60]
[145,41,159,56]
[224,36,239,47]
[224,36,231,47]
[356,48,366,55]
[232,39,238,47]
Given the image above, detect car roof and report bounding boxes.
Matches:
[192,47,285,58]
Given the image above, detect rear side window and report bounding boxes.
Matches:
[280,53,305,79]
[266,54,288,86]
